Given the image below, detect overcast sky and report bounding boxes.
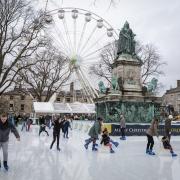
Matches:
[36,0,180,95]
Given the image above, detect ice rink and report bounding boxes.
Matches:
[0,125,180,180]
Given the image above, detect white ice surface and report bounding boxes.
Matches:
[0,125,180,180]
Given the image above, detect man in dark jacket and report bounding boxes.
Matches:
[165,114,173,142]
[63,118,71,138]
[50,118,63,151]
[0,113,20,171]
[39,115,49,136]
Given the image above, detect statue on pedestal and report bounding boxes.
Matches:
[117,21,136,57]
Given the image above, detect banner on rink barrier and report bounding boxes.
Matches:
[110,124,180,136]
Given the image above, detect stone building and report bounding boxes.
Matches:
[162,80,180,113]
[0,82,89,115]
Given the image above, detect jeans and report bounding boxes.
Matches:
[0,142,8,161]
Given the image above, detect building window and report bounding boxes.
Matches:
[66,98,71,102]
[10,96,13,100]
[84,99,87,102]
[21,104,25,111]
[178,94,180,100]
[21,96,25,100]
[56,97,61,102]
[9,104,13,111]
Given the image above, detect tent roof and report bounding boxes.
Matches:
[33,102,95,114]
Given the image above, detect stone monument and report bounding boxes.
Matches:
[95,21,161,123]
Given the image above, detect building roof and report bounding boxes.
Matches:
[165,87,180,94]
[33,102,95,114]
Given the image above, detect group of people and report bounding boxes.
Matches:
[84,113,178,157]
[84,117,120,153]
[0,111,179,172]
[38,115,71,151]
[146,114,178,157]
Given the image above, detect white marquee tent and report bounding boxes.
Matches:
[33,102,95,114]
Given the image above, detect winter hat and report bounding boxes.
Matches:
[168,115,173,119]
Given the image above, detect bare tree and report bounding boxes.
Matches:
[89,41,166,86]
[136,43,166,84]
[18,44,71,102]
[89,42,116,83]
[0,0,46,95]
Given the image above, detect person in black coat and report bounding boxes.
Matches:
[0,113,20,171]
[63,118,71,138]
[50,117,63,151]
[39,116,49,136]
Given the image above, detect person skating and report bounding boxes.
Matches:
[161,136,177,157]
[146,117,159,155]
[0,113,20,171]
[84,117,103,151]
[63,118,71,138]
[120,114,126,140]
[39,115,49,136]
[50,117,63,151]
[100,128,119,153]
[164,114,173,142]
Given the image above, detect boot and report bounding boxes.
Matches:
[110,149,115,153]
[84,143,89,149]
[148,150,155,155]
[171,151,177,157]
[112,141,119,147]
[57,147,61,151]
[92,144,98,151]
[120,136,126,140]
[3,161,9,171]
[146,149,149,154]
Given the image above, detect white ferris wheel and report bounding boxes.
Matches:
[43,7,118,103]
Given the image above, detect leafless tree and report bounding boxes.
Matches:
[89,42,116,83]
[18,44,71,102]
[136,42,166,84]
[0,0,46,95]
[89,41,166,86]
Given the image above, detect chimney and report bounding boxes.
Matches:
[70,82,74,95]
[177,80,180,87]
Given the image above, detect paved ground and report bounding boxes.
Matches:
[0,125,180,180]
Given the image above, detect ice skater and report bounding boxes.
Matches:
[39,115,49,136]
[84,117,103,151]
[50,117,63,151]
[100,128,119,153]
[120,114,126,140]
[164,114,174,142]
[146,117,159,155]
[161,136,177,157]
[0,113,20,171]
[63,117,71,138]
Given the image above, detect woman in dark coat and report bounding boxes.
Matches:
[50,117,63,151]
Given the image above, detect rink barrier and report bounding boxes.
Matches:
[72,121,180,136]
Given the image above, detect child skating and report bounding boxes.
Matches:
[146,117,159,155]
[84,117,103,151]
[0,113,20,171]
[100,128,119,153]
[161,136,177,157]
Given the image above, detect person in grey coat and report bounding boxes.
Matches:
[0,113,20,171]
[120,114,126,140]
